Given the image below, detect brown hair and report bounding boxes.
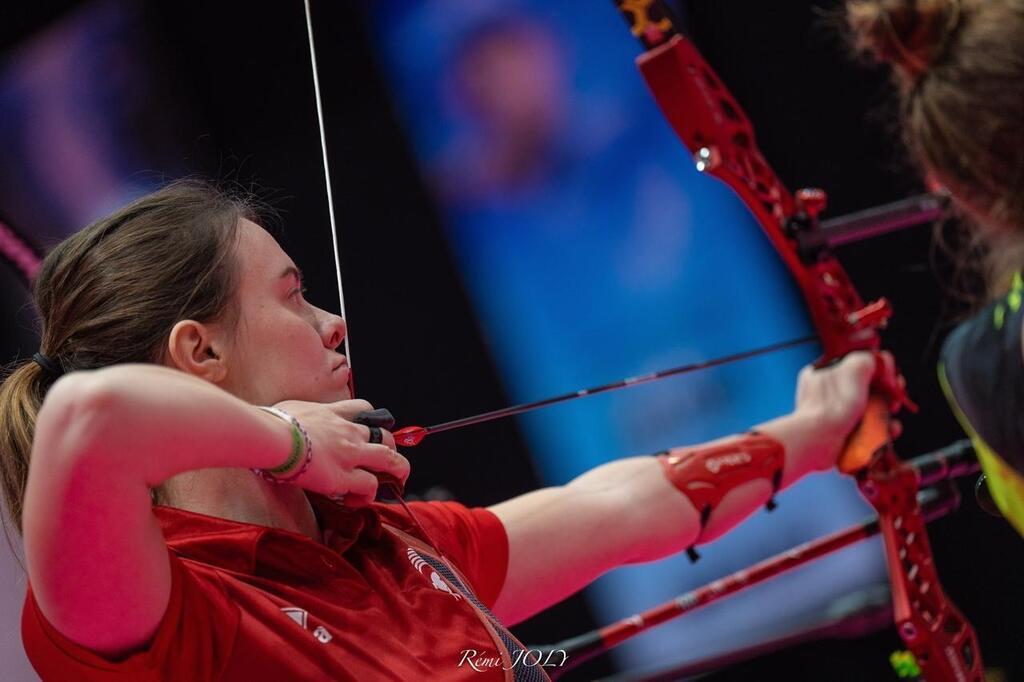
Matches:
[847,0,1024,296]
[0,179,257,534]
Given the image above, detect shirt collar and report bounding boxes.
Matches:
[153,494,383,580]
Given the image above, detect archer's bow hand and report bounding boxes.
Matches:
[794,351,901,474]
[794,350,909,473]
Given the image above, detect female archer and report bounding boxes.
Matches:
[846,0,1024,533]
[0,180,880,680]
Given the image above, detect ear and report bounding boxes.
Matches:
[166,319,228,382]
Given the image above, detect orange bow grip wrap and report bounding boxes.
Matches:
[838,395,893,474]
[838,352,917,474]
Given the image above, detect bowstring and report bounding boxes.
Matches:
[303,0,350,367]
[302,0,447,561]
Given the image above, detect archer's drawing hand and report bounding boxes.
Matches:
[266,398,409,505]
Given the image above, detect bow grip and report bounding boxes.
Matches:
[839,350,918,473]
[838,393,891,474]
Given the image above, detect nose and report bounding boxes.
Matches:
[320,309,347,351]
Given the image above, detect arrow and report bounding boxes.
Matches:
[393,335,817,447]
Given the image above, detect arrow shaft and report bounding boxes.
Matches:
[421,335,817,437]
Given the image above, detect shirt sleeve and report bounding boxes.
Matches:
[378,501,509,609]
[22,548,238,681]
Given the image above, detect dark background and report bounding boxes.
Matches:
[1,1,1020,680]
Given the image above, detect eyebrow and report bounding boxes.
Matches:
[278,265,304,283]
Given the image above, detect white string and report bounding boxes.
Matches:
[304,0,352,371]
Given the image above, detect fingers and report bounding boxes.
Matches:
[329,399,375,421]
[876,350,896,374]
[348,443,410,484]
[835,350,878,384]
[352,408,396,430]
[335,457,409,507]
[361,424,397,450]
[337,468,382,507]
[351,408,397,449]
[820,351,899,392]
[796,351,874,402]
[327,402,399,449]
[873,350,900,384]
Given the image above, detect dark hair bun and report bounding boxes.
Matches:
[847,0,961,84]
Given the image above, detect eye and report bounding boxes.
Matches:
[291,283,308,299]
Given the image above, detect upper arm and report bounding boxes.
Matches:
[487,484,631,625]
[22,374,172,658]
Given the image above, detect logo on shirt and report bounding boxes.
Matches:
[406,547,462,601]
[280,607,333,644]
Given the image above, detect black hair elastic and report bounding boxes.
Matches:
[32,352,65,378]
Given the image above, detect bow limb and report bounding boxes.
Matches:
[614,2,982,679]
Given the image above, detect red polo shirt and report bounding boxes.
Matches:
[23,495,516,681]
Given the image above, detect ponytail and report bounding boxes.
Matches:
[0,359,50,534]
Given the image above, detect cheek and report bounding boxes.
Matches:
[244,308,315,365]
[282,314,331,372]
[278,318,321,357]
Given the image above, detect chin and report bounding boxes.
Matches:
[328,379,352,402]
[333,368,353,400]
[313,384,348,403]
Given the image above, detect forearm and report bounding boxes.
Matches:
[35,364,290,487]
[490,409,831,624]
[572,409,831,564]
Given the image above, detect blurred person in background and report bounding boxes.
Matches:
[846,0,1024,533]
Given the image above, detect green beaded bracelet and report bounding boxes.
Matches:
[267,418,304,474]
[253,406,313,483]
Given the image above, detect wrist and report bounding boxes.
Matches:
[253,406,313,483]
[255,407,295,466]
[782,408,844,481]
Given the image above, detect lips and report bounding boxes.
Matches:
[332,357,349,372]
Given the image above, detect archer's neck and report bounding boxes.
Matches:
[160,469,322,542]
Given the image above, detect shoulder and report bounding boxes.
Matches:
[372,500,506,546]
[372,500,509,608]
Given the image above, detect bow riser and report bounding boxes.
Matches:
[637,35,879,362]
[620,4,983,678]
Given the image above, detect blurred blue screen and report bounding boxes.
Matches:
[363,0,885,673]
